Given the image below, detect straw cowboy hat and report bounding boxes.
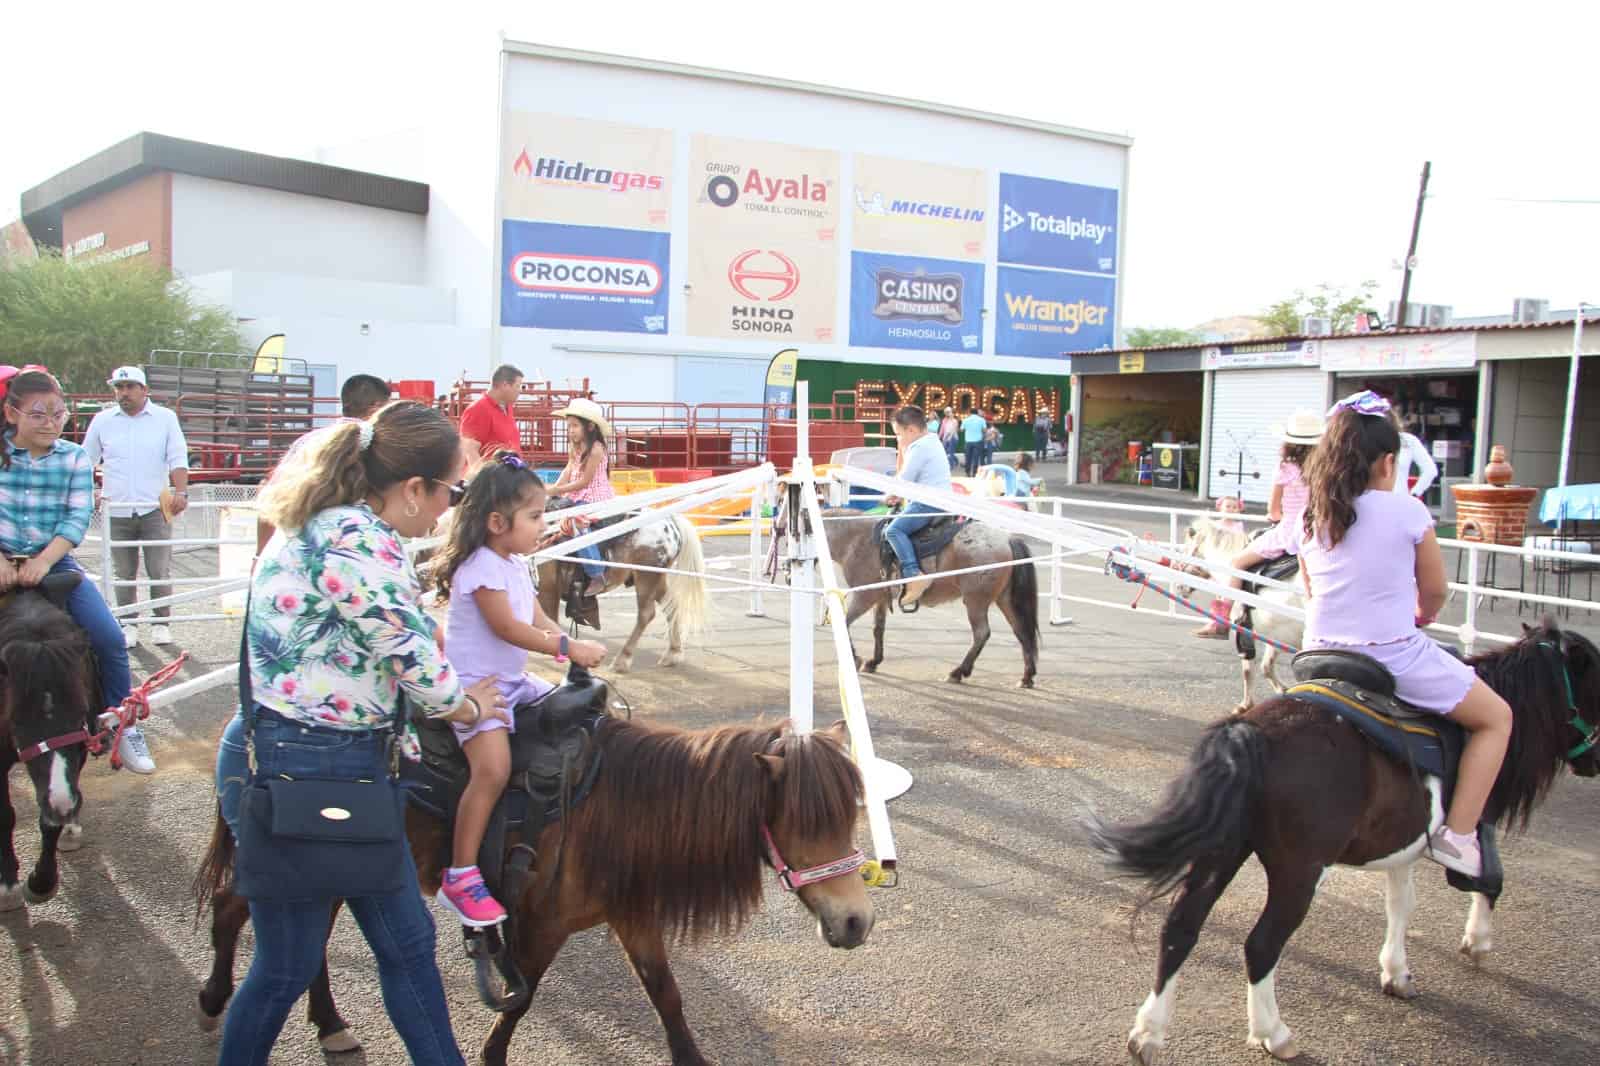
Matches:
[553,397,614,440]
[1274,410,1326,445]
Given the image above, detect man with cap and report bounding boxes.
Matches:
[83,367,190,657]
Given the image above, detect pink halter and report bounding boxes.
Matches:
[761,824,866,892]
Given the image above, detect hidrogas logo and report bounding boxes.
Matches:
[511,149,665,193]
[509,252,663,297]
[726,249,800,333]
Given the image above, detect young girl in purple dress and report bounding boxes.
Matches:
[1297,391,1512,878]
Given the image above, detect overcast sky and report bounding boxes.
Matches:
[7,1,1597,328]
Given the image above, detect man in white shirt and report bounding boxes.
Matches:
[1394,429,1439,500]
[83,367,189,664]
[885,405,953,606]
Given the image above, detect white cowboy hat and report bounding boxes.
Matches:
[1273,410,1326,445]
[553,397,614,440]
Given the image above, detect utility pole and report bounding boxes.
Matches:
[1394,161,1432,329]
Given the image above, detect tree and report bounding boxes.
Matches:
[1259,280,1380,337]
[0,251,243,391]
[1123,326,1202,349]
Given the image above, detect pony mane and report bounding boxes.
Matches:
[571,718,863,943]
[0,592,92,735]
[1468,618,1596,830]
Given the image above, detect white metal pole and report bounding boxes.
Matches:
[1463,544,1480,654]
[1048,498,1067,625]
[746,478,766,618]
[788,381,816,734]
[1556,307,1585,489]
[1167,511,1179,617]
[98,504,116,614]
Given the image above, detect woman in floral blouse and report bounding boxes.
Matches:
[214,400,504,1066]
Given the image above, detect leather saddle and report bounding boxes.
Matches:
[1233,552,1301,661]
[544,496,630,630]
[400,665,611,898]
[1287,647,1502,898]
[0,568,83,612]
[871,513,967,577]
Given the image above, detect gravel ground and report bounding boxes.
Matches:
[3,496,1596,1066]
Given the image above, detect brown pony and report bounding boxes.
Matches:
[1091,620,1600,1064]
[195,716,874,1065]
[777,505,1040,688]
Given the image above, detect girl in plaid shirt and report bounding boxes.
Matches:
[1,369,141,770]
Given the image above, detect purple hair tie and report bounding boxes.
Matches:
[1328,390,1392,418]
[498,453,528,470]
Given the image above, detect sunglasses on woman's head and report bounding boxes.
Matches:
[432,479,467,506]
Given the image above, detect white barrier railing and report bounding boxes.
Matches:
[86,498,255,626]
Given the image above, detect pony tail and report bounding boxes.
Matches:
[258,420,370,533]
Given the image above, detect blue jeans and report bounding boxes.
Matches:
[51,556,130,716]
[216,709,464,1066]
[885,502,939,578]
[963,441,983,477]
[573,543,604,583]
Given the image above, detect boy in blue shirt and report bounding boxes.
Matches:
[885,405,952,606]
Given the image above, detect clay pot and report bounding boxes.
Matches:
[1483,445,1513,487]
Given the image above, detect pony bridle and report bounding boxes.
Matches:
[761,823,865,892]
[1539,641,1597,761]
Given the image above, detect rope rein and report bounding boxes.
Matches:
[92,653,190,769]
[1105,555,1302,656]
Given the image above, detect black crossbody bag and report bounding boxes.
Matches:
[232,594,413,901]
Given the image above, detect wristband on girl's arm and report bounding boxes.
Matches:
[554,633,569,664]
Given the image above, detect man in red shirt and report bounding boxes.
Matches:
[459,364,524,458]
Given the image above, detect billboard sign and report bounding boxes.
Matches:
[852,155,986,260]
[995,266,1115,357]
[500,220,669,334]
[849,251,982,353]
[998,173,1119,275]
[500,112,673,230]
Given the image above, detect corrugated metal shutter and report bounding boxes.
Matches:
[1208,368,1328,503]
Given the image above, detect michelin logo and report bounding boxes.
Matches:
[1002,203,1112,244]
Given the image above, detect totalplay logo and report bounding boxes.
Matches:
[1002,204,1026,233]
[1003,204,1111,244]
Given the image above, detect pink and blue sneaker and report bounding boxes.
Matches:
[437,866,508,927]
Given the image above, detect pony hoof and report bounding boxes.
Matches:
[610,657,633,675]
[22,880,58,905]
[1127,1033,1161,1066]
[1232,704,1251,716]
[196,1000,221,1032]
[1382,974,1418,1000]
[1248,1032,1299,1060]
[945,673,964,684]
[1017,677,1035,689]
[658,653,683,668]
[0,884,24,912]
[861,661,878,674]
[319,1028,362,1054]
[1458,939,1491,966]
[59,823,83,853]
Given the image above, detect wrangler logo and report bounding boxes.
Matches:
[1002,292,1109,333]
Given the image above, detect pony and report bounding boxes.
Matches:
[194,717,874,1065]
[1090,619,1600,1064]
[776,504,1040,688]
[537,513,709,673]
[1176,517,1304,712]
[0,588,95,911]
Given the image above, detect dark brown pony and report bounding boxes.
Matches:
[195,716,874,1065]
[0,589,95,913]
[1091,620,1600,1064]
[777,506,1040,688]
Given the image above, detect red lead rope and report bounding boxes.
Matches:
[91,653,190,769]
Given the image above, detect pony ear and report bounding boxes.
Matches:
[825,718,850,743]
[755,753,786,780]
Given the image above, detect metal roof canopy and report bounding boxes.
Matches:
[20,132,430,246]
[499,40,1134,148]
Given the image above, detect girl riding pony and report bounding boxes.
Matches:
[549,399,617,598]
[431,453,606,927]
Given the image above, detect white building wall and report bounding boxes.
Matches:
[451,46,1130,399]
[169,173,427,284]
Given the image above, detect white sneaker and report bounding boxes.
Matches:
[122,626,139,649]
[115,726,156,775]
[1427,826,1482,879]
[151,624,175,647]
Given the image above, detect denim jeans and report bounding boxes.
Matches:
[963,442,983,477]
[50,556,131,715]
[573,543,605,583]
[885,502,939,577]
[216,708,464,1066]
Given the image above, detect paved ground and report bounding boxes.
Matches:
[3,494,1596,1066]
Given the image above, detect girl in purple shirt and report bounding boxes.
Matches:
[1297,391,1511,879]
[431,454,606,927]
